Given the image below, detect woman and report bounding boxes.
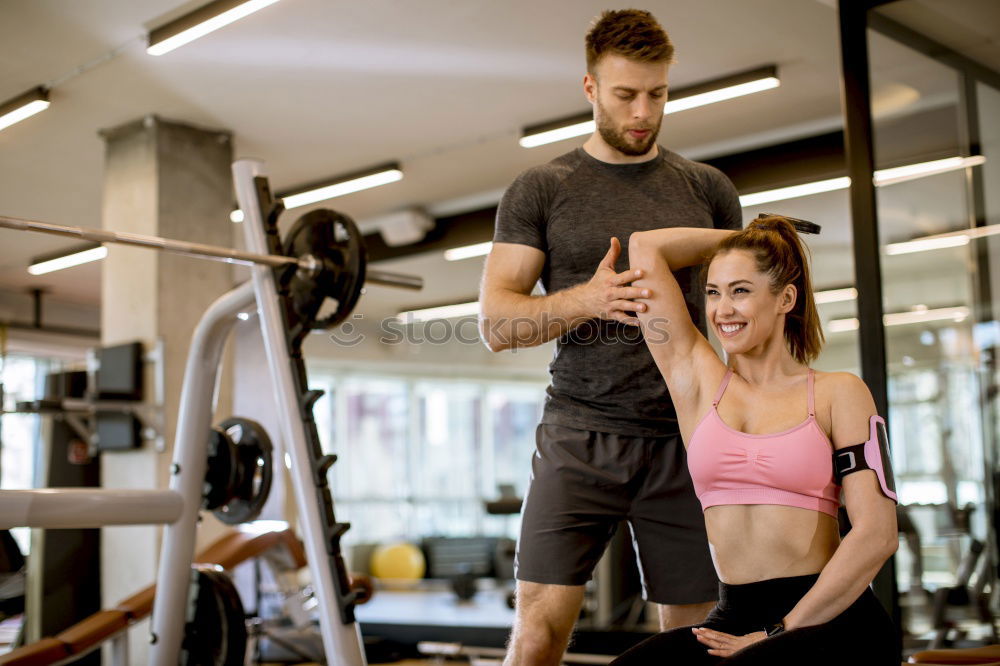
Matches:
[611,216,898,664]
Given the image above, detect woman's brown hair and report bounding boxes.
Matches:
[710,215,825,364]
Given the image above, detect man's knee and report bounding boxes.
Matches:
[657,600,716,631]
[505,581,584,666]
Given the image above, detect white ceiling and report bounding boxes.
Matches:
[0,0,997,318]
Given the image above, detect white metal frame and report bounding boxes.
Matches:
[0,159,368,666]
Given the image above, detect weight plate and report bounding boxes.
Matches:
[283,208,367,329]
[203,427,237,511]
[181,565,246,666]
[212,417,273,525]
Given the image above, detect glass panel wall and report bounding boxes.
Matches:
[867,7,1000,647]
[0,354,51,554]
[308,369,545,549]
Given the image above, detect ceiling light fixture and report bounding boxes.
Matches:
[28,244,108,275]
[0,87,50,133]
[827,318,860,333]
[147,0,282,56]
[444,242,493,261]
[885,235,969,255]
[280,163,403,209]
[885,223,1000,256]
[874,155,986,187]
[396,301,480,323]
[814,287,858,304]
[827,305,969,333]
[231,162,403,219]
[739,177,851,207]
[739,155,985,206]
[520,65,779,148]
[662,66,780,115]
[883,306,968,327]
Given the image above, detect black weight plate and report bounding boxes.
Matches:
[203,427,237,511]
[181,565,246,666]
[283,208,367,329]
[213,417,273,525]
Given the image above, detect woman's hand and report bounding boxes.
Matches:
[691,627,767,657]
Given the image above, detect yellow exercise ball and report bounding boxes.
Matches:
[370,542,426,580]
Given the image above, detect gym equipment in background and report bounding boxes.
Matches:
[0,159,422,666]
[14,340,159,452]
[0,531,25,624]
[206,417,274,525]
[18,370,101,663]
[0,525,344,665]
[370,543,427,581]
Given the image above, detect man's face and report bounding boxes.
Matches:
[585,54,669,157]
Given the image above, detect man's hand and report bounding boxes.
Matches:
[577,237,650,326]
[691,627,767,657]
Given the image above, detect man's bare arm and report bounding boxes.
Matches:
[478,239,648,352]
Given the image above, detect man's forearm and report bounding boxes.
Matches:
[479,284,593,351]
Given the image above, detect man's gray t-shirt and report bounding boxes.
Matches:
[493,146,742,437]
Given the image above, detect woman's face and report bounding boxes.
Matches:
[705,250,794,355]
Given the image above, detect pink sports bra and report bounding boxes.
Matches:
[687,368,841,518]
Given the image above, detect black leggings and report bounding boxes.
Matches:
[610,574,897,665]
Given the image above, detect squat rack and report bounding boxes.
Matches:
[0,158,419,665]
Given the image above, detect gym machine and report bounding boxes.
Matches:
[0,159,421,665]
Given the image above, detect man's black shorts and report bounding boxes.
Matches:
[514,423,718,605]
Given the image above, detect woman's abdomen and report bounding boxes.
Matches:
[704,504,841,584]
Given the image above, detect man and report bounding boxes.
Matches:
[478,9,743,666]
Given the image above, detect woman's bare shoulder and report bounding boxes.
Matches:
[814,371,877,449]
[814,370,872,399]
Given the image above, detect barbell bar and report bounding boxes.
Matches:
[0,213,423,290]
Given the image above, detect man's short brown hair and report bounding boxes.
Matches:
[585,9,674,74]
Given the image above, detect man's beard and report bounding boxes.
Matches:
[595,97,661,157]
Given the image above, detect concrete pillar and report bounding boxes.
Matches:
[98,115,234,662]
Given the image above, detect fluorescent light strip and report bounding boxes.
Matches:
[396,301,480,323]
[519,120,595,149]
[739,177,850,207]
[874,155,987,187]
[444,242,493,261]
[0,87,50,132]
[886,223,1000,256]
[231,165,403,218]
[520,69,779,149]
[663,77,780,114]
[814,287,858,304]
[740,155,986,206]
[28,246,108,275]
[827,305,970,333]
[827,318,860,333]
[281,168,403,209]
[885,235,969,255]
[884,306,969,327]
[147,0,282,56]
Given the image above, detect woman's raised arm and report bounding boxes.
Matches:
[628,228,733,431]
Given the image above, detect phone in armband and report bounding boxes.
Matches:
[833,415,897,503]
